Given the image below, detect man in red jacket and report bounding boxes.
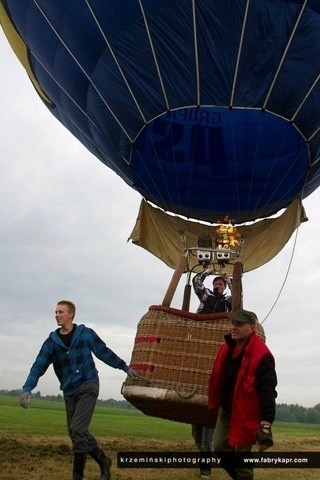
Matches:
[208,309,277,479]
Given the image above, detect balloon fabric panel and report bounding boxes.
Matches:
[2,0,320,223]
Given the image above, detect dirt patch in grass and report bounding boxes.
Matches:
[0,434,319,480]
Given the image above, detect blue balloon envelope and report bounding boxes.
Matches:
[2,0,320,222]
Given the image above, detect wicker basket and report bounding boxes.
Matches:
[122,305,265,426]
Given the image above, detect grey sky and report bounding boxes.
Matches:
[1,32,319,408]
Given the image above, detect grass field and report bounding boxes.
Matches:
[0,395,319,480]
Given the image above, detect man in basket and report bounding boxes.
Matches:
[192,267,232,478]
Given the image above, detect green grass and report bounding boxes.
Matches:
[0,395,190,439]
[1,395,319,439]
[1,395,319,480]
[275,422,320,437]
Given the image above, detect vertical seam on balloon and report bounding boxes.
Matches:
[145,126,176,211]
[308,125,320,142]
[262,0,308,110]
[186,119,199,214]
[291,74,320,124]
[246,109,264,214]
[253,120,298,214]
[230,0,250,106]
[84,0,147,124]
[192,0,200,106]
[31,0,133,142]
[168,120,181,210]
[21,47,133,180]
[137,0,170,110]
[304,156,320,190]
[258,154,306,219]
[132,138,176,211]
[229,108,242,219]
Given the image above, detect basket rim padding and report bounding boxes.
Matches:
[149,304,231,322]
[122,385,208,405]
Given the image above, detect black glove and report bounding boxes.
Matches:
[256,423,273,448]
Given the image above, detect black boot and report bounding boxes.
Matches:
[73,452,87,480]
[89,446,112,480]
[222,465,238,479]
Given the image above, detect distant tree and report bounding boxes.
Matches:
[306,408,320,424]
[294,404,307,423]
[276,403,297,422]
[4,391,319,420]
[275,403,320,424]
[0,389,22,397]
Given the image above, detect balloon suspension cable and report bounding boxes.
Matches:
[180,230,188,252]
[260,225,300,325]
[179,232,192,285]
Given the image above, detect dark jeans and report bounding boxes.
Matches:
[214,408,254,480]
[65,381,99,453]
[192,425,214,475]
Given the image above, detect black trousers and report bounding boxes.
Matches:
[64,381,100,453]
[192,425,214,475]
[214,408,254,480]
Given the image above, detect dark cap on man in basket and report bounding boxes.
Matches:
[229,309,257,325]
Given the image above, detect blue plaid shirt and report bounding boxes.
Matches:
[23,324,129,396]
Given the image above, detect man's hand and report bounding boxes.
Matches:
[257,422,273,451]
[223,273,233,289]
[19,392,31,409]
[127,367,139,380]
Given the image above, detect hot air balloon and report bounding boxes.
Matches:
[1,0,318,425]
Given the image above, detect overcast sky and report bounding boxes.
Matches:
[1,31,319,409]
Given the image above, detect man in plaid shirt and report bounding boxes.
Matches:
[20,300,138,480]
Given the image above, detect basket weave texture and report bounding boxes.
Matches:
[123,306,264,426]
[122,306,265,426]
[127,306,230,392]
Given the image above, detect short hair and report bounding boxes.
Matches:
[213,276,227,287]
[57,300,76,319]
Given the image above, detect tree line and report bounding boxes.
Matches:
[1,389,319,423]
[0,389,136,409]
[276,402,320,424]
